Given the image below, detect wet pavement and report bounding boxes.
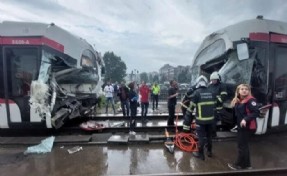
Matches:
[1,132,287,176]
[1,101,287,175]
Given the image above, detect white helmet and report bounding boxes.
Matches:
[195,75,208,88]
[210,71,220,80]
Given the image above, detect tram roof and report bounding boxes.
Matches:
[193,18,287,62]
[0,21,97,64]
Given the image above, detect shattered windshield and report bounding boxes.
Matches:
[56,69,99,84]
[38,50,52,83]
[219,51,254,84]
[194,39,226,66]
[190,50,254,87]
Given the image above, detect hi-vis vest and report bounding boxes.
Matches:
[152,85,160,95]
[189,87,216,124]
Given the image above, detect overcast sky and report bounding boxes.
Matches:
[0,0,286,73]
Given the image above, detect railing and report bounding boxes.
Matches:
[149,89,187,102]
[112,89,188,103]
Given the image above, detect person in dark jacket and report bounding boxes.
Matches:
[128,82,138,135]
[167,80,178,126]
[117,81,130,117]
[228,84,259,170]
[208,71,227,137]
[182,75,216,160]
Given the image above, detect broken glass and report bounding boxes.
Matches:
[219,51,254,85]
[194,39,226,66]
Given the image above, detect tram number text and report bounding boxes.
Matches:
[12,40,30,45]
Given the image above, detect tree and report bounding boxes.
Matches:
[148,74,153,83]
[153,74,159,83]
[177,70,188,83]
[103,52,127,82]
[177,68,191,83]
[140,72,148,83]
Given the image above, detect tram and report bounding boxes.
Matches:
[191,16,287,134]
[0,21,105,129]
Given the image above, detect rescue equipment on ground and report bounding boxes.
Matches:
[174,108,198,152]
[164,128,175,154]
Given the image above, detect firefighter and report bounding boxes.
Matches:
[180,85,196,117]
[182,75,216,160]
[208,71,227,137]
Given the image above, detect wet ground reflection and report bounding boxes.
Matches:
[0,133,287,175]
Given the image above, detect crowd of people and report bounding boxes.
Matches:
[102,71,259,170]
[102,80,163,135]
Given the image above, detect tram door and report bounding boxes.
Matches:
[272,46,287,126]
[0,47,9,128]
[4,47,39,126]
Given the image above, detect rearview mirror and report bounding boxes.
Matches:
[237,43,249,60]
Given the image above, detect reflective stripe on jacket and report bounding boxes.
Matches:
[188,86,216,125]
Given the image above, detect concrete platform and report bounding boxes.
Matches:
[107,133,129,144]
[128,133,150,143]
[55,135,91,143]
[91,133,113,143]
[0,137,45,145]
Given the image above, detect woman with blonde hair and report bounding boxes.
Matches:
[228,84,259,170]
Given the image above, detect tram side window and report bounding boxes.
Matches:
[0,48,4,97]
[275,47,287,100]
[251,47,268,103]
[5,48,38,97]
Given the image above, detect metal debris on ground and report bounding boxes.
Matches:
[67,146,83,154]
[79,120,106,131]
[111,121,125,127]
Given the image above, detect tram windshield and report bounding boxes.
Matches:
[5,47,39,97]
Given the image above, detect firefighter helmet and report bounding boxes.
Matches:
[210,71,220,80]
[195,75,208,88]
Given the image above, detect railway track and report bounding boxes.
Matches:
[3,114,286,146]
[0,114,231,137]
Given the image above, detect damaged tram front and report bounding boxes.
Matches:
[191,17,287,134]
[0,21,104,129]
